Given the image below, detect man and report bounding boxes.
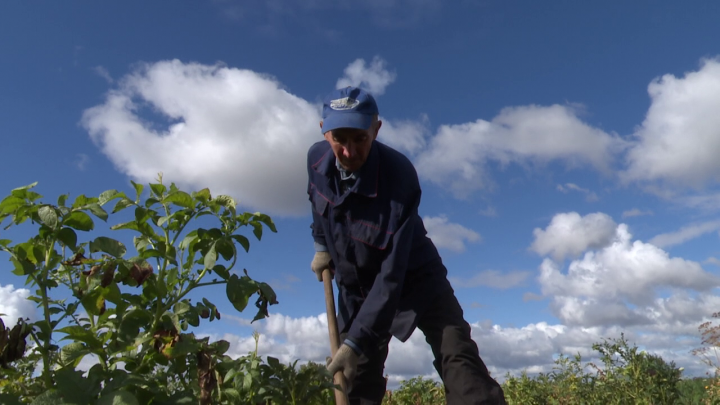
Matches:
[307,86,506,404]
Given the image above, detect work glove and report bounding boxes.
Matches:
[311,251,332,282]
[326,344,359,383]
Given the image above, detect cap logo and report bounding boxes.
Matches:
[329,97,360,111]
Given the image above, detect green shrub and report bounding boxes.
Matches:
[0,178,335,404]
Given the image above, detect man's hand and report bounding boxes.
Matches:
[311,251,332,282]
[326,344,359,383]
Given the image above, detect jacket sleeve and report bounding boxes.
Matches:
[307,150,328,249]
[346,179,421,354]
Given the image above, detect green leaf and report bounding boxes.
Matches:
[140,249,163,259]
[60,342,90,367]
[99,189,124,206]
[55,368,95,405]
[227,274,257,313]
[212,339,230,355]
[164,191,194,208]
[58,325,103,350]
[11,257,35,276]
[179,231,198,250]
[213,264,229,280]
[193,188,211,203]
[0,239,11,247]
[258,282,278,305]
[216,238,234,261]
[57,227,78,250]
[72,194,96,209]
[12,182,38,191]
[130,180,144,202]
[90,236,126,258]
[0,196,25,215]
[65,211,94,231]
[38,206,58,229]
[149,183,167,198]
[29,389,70,405]
[113,198,135,213]
[204,242,217,270]
[174,300,191,316]
[80,288,106,317]
[97,390,140,405]
[133,236,152,252]
[87,203,109,221]
[0,393,22,405]
[57,194,68,207]
[253,212,278,233]
[215,195,236,209]
[250,221,263,240]
[110,221,140,232]
[231,234,250,253]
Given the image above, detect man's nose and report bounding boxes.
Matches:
[344,143,356,158]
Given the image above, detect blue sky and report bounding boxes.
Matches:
[3,0,720,384]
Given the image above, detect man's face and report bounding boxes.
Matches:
[322,119,381,172]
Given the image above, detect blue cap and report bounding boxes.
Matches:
[321,86,379,134]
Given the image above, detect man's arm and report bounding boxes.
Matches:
[345,185,421,354]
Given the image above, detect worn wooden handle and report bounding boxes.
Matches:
[323,268,350,405]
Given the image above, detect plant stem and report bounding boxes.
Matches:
[39,240,55,388]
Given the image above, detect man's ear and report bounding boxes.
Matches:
[373,120,382,140]
[320,121,323,130]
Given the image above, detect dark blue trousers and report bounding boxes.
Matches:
[341,287,507,404]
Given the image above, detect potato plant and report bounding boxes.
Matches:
[0,177,328,404]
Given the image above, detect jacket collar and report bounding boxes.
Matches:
[313,141,379,198]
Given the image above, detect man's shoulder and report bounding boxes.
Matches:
[375,141,416,176]
[307,141,331,166]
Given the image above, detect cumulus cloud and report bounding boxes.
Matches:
[530,212,617,261]
[622,208,653,218]
[422,215,481,252]
[624,58,720,187]
[415,105,626,198]
[220,310,714,386]
[378,116,429,156]
[82,59,320,216]
[539,224,720,325]
[0,284,37,327]
[336,57,396,96]
[648,219,720,248]
[450,270,531,290]
[556,183,598,202]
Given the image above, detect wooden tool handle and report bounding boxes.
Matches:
[323,268,350,405]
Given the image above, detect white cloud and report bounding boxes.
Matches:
[0,284,37,327]
[92,66,113,84]
[450,270,531,290]
[422,215,481,252]
[648,220,720,248]
[624,58,720,187]
[336,57,396,96]
[539,224,720,322]
[378,116,429,155]
[415,105,626,198]
[622,208,653,218]
[220,310,715,386]
[82,59,321,216]
[530,212,617,262]
[705,257,720,266]
[556,183,598,202]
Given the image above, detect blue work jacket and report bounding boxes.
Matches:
[307,139,452,354]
